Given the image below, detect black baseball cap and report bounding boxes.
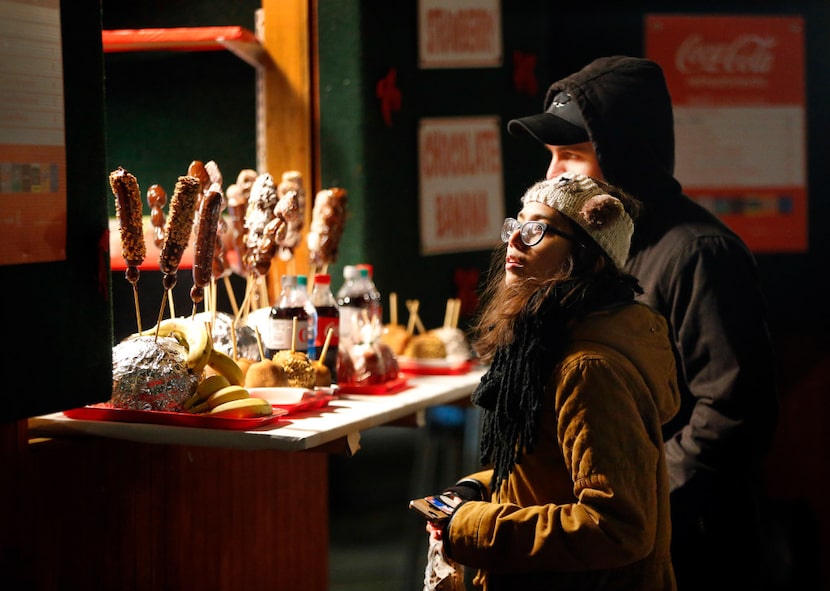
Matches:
[507,91,589,145]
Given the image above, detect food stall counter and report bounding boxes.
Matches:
[27,368,486,453]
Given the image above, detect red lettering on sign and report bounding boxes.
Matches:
[435,190,489,238]
[421,128,500,178]
[676,34,775,75]
[425,9,496,54]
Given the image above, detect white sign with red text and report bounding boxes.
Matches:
[418,116,504,255]
[418,0,502,68]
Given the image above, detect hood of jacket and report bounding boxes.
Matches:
[567,301,680,425]
[545,56,684,228]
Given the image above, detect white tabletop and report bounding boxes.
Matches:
[27,368,486,453]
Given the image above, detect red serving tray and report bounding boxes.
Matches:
[398,358,475,376]
[273,394,336,415]
[64,402,287,430]
[335,376,410,395]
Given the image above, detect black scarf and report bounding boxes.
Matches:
[471,275,640,493]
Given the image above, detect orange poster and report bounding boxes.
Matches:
[646,15,807,253]
[0,0,67,266]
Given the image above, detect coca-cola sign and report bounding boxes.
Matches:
[675,34,776,75]
[646,14,807,253]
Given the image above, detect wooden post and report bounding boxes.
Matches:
[257,0,315,304]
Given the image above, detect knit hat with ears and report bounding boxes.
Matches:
[521,173,634,269]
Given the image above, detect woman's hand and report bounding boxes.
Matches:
[426,520,443,541]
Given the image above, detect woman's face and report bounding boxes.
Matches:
[504,202,574,286]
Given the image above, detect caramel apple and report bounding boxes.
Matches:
[380,323,410,355]
[312,359,332,387]
[272,350,316,389]
[403,333,446,359]
[236,357,255,379]
[244,359,288,388]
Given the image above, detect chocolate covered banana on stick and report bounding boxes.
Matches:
[243,172,279,277]
[276,170,305,261]
[109,166,146,332]
[154,174,201,335]
[307,187,348,274]
[190,188,223,315]
[225,169,257,277]
[146,184,167,249]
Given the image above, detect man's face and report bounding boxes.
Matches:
[544,142,603,180]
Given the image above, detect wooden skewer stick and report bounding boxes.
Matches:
[443,299,453,329]
[291,316,298,353]
[406,299,426,334]
[231,319,239,360]
[319,326,334,362]
[389,292,398,326]
[415,315,426,335]
[254,326,266,361]
[167,289,176,319]
[224,275,240,317]
[405,299,417,335]
[153,294,168,342]
[451,298,461,329]
[257,277,270,309]
[235,275,255,326]
[132,285,142,333]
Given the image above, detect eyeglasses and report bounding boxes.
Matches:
[501,217,576,247]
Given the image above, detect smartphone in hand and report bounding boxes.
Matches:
[408,492,463,523]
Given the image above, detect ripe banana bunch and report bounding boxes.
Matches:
[135,317,213,374]
[204,348,245,386]
[183,373,272,418]
[132,317,269,418]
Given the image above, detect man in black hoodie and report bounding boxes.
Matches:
[508,55,779,589]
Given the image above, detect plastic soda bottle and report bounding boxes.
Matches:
[266,274,317,359]
[311,273,339,380]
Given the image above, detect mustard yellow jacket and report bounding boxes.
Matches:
[444,302,681,590]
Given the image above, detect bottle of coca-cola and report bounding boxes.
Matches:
[266,274,317,359]
[337,264,383,345]
[311,273,339,380]
[356,263,383,323]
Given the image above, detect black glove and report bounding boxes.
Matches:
[443,478,487,503]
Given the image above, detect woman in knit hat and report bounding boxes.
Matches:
[422,173,681,590]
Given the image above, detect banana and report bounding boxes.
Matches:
[206,348,245,386]
[207,384,250,409]
[183,374,231,410]
[198,373,232,397]
[186,399,212,414]
[134,317,213,373]
[209,396,273,418]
